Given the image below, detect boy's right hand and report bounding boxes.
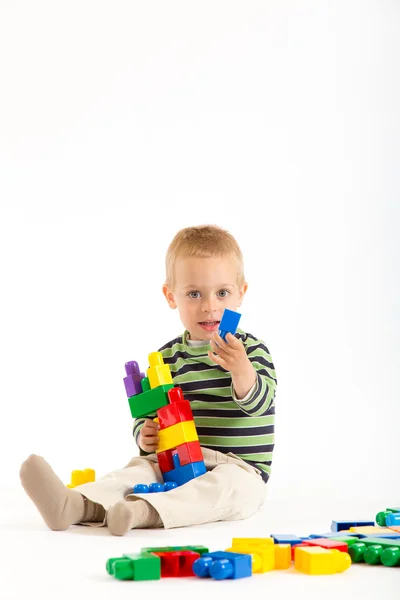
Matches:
[138,419,160,453]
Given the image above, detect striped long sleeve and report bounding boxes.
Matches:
[132,328,277,482]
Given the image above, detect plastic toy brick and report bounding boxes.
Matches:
[157,449,175,473]
[349,525,397,535]
[226,544,275,573]
[388,526,400,534]
[123,361,145,397]
[376,507,400,527]
[291,543,310,561]
[271,534,303,546]
[231,537,274,547]
[147,352,173,389]
[331,520,375,532]
[193,551,252,580]
[304,538,348,553]
[309,532,360,539]
[127,383,173,418]
[348,537,400,566]
[381,547,400,567]
[218,308,242,341]
[157,420,198,453]
[386,513,400,527]
[163,460,206,486]
[131,482,178,494]
[152,551,200,577]
[274,544,291,569]
[295,547,351,575]
[157,388,194,429]
[328,536,361,546]
[141,545,209,556]
[173,440,204,467]
[106,552,161,581]
[66,468,95,488]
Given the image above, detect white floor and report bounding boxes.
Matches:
[1,484,398,600]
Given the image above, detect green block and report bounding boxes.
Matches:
[381,547,400,567]
[376,507,400,527]
[349,538,400,565]
[141,377,151,392]
[128,384,173,418]
[123,553,161,580]
[330,536,360,545]
[106,552,161,581]
[141,545,209,556]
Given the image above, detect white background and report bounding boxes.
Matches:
[0,2,399,596]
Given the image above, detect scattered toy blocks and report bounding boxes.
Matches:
[218,308,241,341]
[295,547,351,575]
[348,537,400,566]
[193,551,252,580]
[274,544,291,569]
[376,507,400,527]
[271,534,303,546]
[304,538,348,553]
[227,539,275,573]
[331,520,375,532]
[66,468,95,488]
[152,551,200,577]
[107,552,161,581]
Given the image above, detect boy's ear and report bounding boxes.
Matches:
[162,283,177,309]
[237,281,248,308]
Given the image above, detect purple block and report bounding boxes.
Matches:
[123,360,145,397]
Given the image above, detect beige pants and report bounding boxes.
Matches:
[76,447,267,529]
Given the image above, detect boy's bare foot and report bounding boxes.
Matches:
[107,499,162,536]
[19,454,103,530]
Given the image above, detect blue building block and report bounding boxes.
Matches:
[331,520,375,532]
[131,482,178,494]
[309,532,360,539]
[218,308,241,341]
[271,534,304,546]
[386,513,400,527]
[163,461,207,487]
[192,551,252,580]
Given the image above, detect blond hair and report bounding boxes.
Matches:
[165,225,245,289]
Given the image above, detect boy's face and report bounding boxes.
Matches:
[162,255,248,342]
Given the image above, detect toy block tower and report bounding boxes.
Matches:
[123,352,206,487]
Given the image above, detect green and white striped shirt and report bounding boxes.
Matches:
[133,329,277,483]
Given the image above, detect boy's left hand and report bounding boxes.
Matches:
[208,332,251,376]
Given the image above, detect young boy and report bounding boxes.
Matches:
[20,225,277,536]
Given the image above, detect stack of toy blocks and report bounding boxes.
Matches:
[124,351,206,487]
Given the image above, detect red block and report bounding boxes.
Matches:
[152,551,200,577]
[157,394,193,429]
[157,449,174,473]
[174,441,204,466]
[304,538,348,552]
[291,543,309,560]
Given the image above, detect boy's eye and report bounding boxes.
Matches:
[218,289,230,298]
[188,291,201,299]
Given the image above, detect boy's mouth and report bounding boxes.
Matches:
[198,320,220,332]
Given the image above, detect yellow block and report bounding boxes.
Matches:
[147,352,173,389]
[350,526,393,535]
[157,420,198,453]
[274,544,291,569]
[67,468,95,488]
[232,537,274,547]
[226,545,275,573]
[295,547,351,575]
